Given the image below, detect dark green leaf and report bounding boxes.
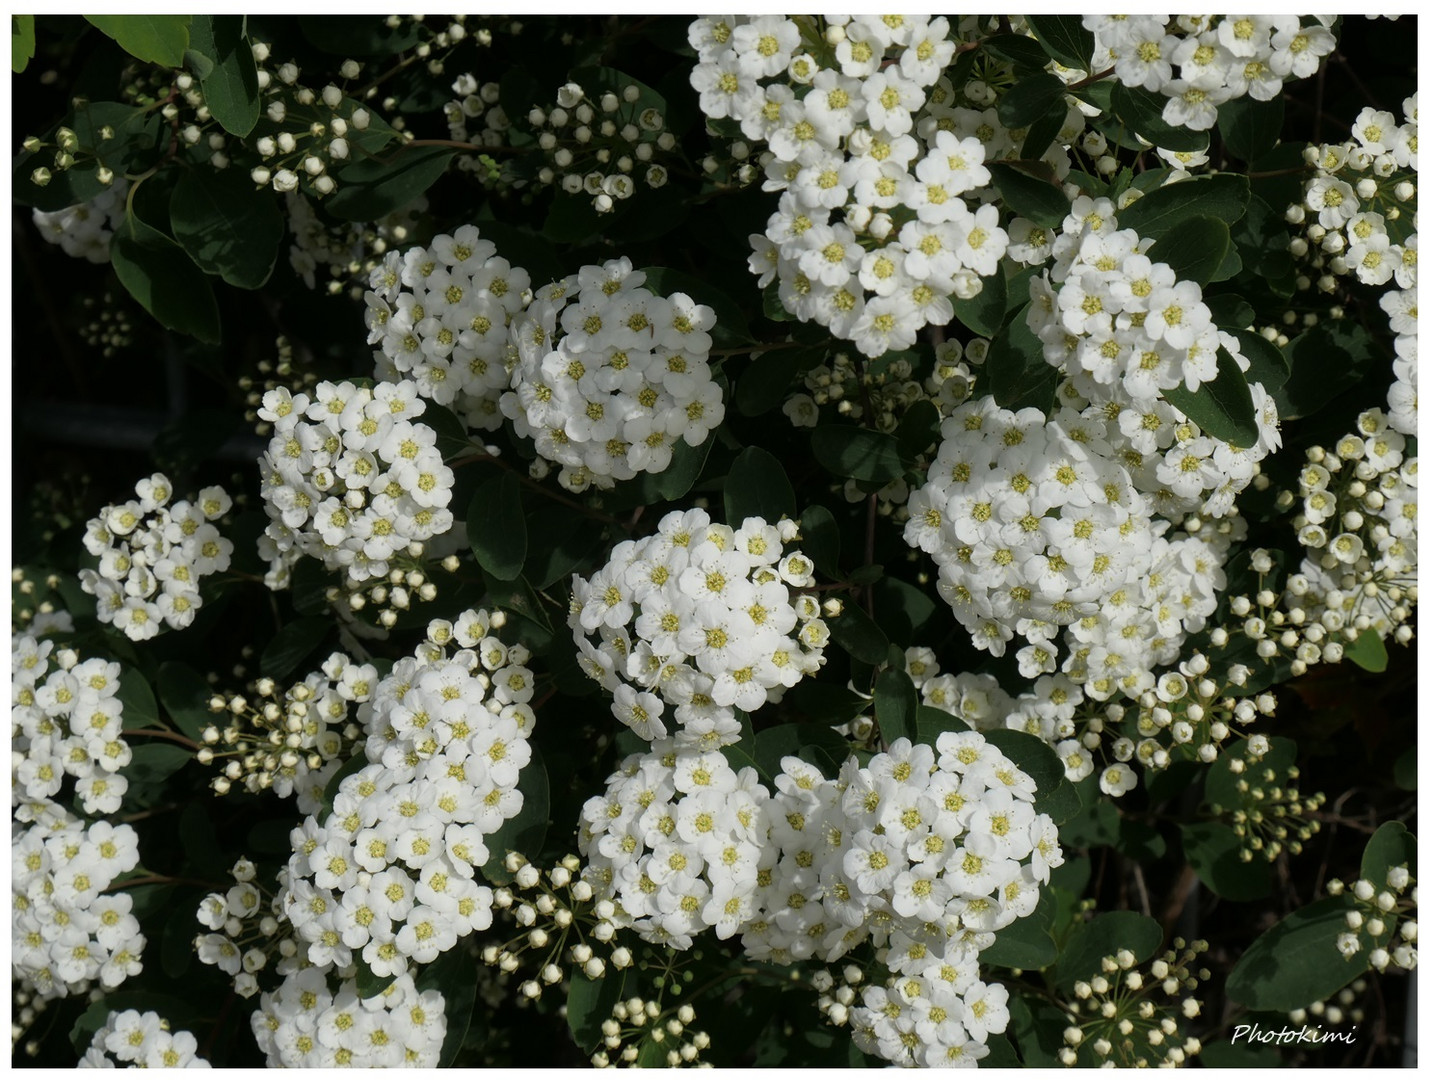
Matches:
[997,72,1068,130]
[319,753,372,822]
[1163,346,1258,448]
[984,729,1080,825]
[828,603,889,665]
[640,266,751,349]
[1206,736,1298,811]
[13,14,35,73]
[1229,328,1290,391]
[1218,94,1285,163]
[85,14,190,67]
[983,1035,1021,1067]
[724,446,796,526]
[298,15,421,56]
[1021,103,1067,160]
[1226,896,1371,1011]
[1026,15,1094,71]
[952,269,1007,338]
[328,145,455,222]
[1360,821,1416,884]
[1345,627,1389,673]
[1180,821,1271,901]
[811,425,905,484]
[1054,911,1164,990]
[1117,818,1166,861]
[15,102,164,211]
[1270,321,1374,420]
[871,576,937,646]
[156,662,217,742]
[416,946,478,1067]
[874,667,917,745]
[983,889,1058,969]
[1060,775,1121,848]
[259,614,331,680]
[987,160,1070,228]
[123,743,192,786]
[798,504,840,579]
[111,216,221,344]
[788,681,870,725]
[1394,746,1417,791]
[914,704,969,745]
[1206,294,1255,329]
[356,955,399,999]
[982,33,1052,70]
[754,723,852,781]
[895,399,941,466]
[468,473,527,581]
[1108,82,1211,153]
[170,168,283,289]
[988,305,1059,412]
[161,901,196,978]
[1144,215,1229,287]
[653,428,716,502]
[480,746,550,884]
[1118,173,1250,241]
[736,345,824,417]
[117,665,159,730]
[720,709,762,778]
[567,970,623,1053]
[187,15,260,137]
[71,992,200,1054]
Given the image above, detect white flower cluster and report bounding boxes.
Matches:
[31,179,129,263]
[1330,867,1418,975]
[1294,95,1418,436]
[569,509,827,749]
[280,611,531,981]
[692,15,1030,358]
[905,396,1235,698]
[286,190,427,295]
[444,74,510,152]
[194,857,275,998]
[1085,16,1335,131]
[785,339,977,436]
[365,225,531,432]
[578,740,770,950]
[1284,409,1417,647]
[13,635,130,814]
[251,967,446,1068]
[12,801,144,1001]
[501,260,724,492]
[78,1009,210,1069]
[257,380,456,588]
[78,473,233,641]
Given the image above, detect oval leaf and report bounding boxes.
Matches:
[111,216,221,344]
[170,168,283,289]
[1162,346,1258,448]
[187,15,260,137]
[85,14,190,67]
[811,426,905,484]
[328,145,455,222]
[1144,215,1229,287]
[725,446,796,526]
[468,473,527,581]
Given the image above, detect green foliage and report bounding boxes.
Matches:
[1025,15,1095,72]
[259,613,332,679]
[1218,94,1285,163]
[724,446,796,526]
[480,746,551,884]
[155,661,218,742]
[1226,896,1370,1011]
[1162,347,1258,448]
[468,473,528,581]
[84,14,191,68]
[170,168,284,289]
[327,145,456,221]
[811,425,906,484]
[187,15,261,137]
[1108,82,1210,153]
[1145,215,1229,287]
[997,72,1067,130]
[111,215,222,344]
[1345,627,1389,673]
[873,666,917,745]
[13,14,35,73]
[986,160,1070,228]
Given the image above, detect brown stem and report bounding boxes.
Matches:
[125,728,200,750]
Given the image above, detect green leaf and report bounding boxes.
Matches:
[895,400,941,468]
[1026,15,1094,71]
[567,970,623,1053]
[356,955,399,999]
[1163,346,1258,448]
[1206,293,1255,329]
[1345,627,1389,673]
[468,473,527,581]
[871,576,938,647]
[1226,896,1372,1011]
[952,270,1007,338]
[1218,94,1285,163]
[416,946,479,1067]
[874,667,917,746]
[828,603,889,665]
[754,723,852,781]
[1020,101,1067,160]
[983,889,1058,969]
[1180,821,1272,901]
[327,145,455,222]
[811,425,905,484]
[1118,173,1250,242]
[984,729,1081,825]
[187,15,260,137]
[170,168,283,289]
[982,33,1052,70]
[13,15,35,73]
[123,743,192,786]
[736,345,823,416]
[997,72,1068,130]
[1054,911,1164,990]
[988,305,1059,412]
[639,266,751,349]
[987,160,1070,228]
[156,662,217,742]
[1270,321,1375,420]
[653,428,716,502]
[720,709,762,778]
[1394,746,1417,791]
[1108,82,1211,153]
[259,614,331,680]
[85,14,191,67]
[724,446,796,526]
[111,216,221,344]
[798,504,840,579]
[1229,328,1290,390]
[117,665,159,730]
[788,681,870,726]
[480,746,550,884]
[14,101,164,211]
[915,704,969,745]
[1144,215,1229,287]
[1360,820,1416,884]
[319,753,372,822]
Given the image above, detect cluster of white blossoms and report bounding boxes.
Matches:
[31,178,130,263]
[279,611,530,982]
[286,190,427,296]
[1084,15,1336,130]
[251,967,446,1068]
[12,801,144,1001]
[578,740,771,950]
[1329,867,1418,976]
[761,735,1058,1067]
[78,473,234,641]
[500,260,725,492]
[1293,94,1418,436]
[193,857,276,999]
[13,635,131,815]
[692,15,1034,357]
[78,1009,210,1069]
[257,379,456,588]
[1283,409,1417,647]
[365,225,532,432]
[569,509,827,749]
